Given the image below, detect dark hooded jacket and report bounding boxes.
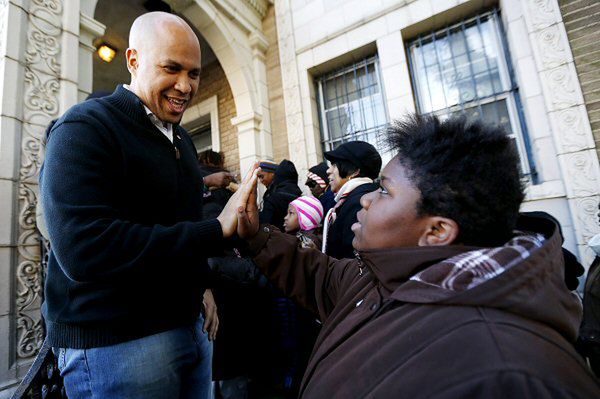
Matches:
[247,215,600,398]
[259,159,302,231]
[325,182,378,259]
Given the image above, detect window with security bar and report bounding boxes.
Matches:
[407,9,536,180]
[316,56,389,153]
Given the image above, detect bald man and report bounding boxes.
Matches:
[40,12,240,398]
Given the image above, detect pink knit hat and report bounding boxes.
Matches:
[290,196,324,231]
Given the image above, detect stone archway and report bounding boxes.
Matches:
[171,0,273,174]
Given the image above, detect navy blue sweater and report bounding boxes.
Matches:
[40,85,224,348]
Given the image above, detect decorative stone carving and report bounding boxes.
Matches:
[523,0,561,32]
[26,13,61,76]
[23,67,60,127]
[541,64,584,111]
[20,123,46,184]
[29,0,63,29]
[16,313,44,359]
[533,24,571,71]
[560,151,600,198]
[570,195,600,249]
[549,106,594,154]
[15,0,63,362]
[16,180,44,360]
[245,0,269,19]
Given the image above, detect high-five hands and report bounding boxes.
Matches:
[216,163,260,239]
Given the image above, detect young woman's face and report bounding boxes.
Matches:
[327,163,351,193]
[283,205,300,233]
[351,156,430,250]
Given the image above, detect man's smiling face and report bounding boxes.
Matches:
[128,20,201,124]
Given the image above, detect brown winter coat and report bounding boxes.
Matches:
[248,215,600,398]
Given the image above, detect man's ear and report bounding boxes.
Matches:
[418,217,459,246]
[126,48,138,75]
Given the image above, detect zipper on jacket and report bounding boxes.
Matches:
[354,250,365,276]
[174,134,181,160]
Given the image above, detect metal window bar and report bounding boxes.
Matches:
[373,57,391,149]
[416,35,436,114]
[492,8,538,182]
[407,8,537,180]
[431,29,451,111]
[363,59,380,145]
[444,23,466,113]
[317,55,389,151]
[332,70,345,142]
[460,19,484,118]
[475,14,500,124]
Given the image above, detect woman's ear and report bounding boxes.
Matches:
[349,169,360,179]
[418,217,459,246]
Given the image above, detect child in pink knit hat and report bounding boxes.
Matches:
[283,196,324,250]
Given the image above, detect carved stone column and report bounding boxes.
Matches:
[274,0,312,177]
[0,0,73,394]
[522,0,600,265]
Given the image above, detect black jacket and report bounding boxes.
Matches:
[198,164,233,220]
[40,85,224,348]
[259,160,302,231]
[325,182,378,259]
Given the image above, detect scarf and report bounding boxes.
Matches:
[321,177,373,253]
[410,232,545,292]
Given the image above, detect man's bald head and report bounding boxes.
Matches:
[128,12,200,54]
[126,12,201,124]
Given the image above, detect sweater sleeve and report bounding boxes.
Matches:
[40,120,224,283]
[248,225,356,320]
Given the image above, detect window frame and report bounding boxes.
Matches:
[316,55,390,153]
[406,9,538,182]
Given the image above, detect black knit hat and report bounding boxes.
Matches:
[324,141,382,179]
[307,162,329,187]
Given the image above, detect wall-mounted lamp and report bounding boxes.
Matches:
[97,44,116,63]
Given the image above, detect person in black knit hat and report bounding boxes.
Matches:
[306,162,335,215]
[322,141,382,259]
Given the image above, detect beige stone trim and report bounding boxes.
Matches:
[522,0,599,265]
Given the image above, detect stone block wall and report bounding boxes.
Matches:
[263,5,290,163]
[191,61,239,175]
[560,0,600,161]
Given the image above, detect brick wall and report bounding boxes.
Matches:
[190,61,240,175]
[560,0,600,160]
[263,5,290,162]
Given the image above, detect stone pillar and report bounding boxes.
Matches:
[0,0,86,394]
[78,13,105,102]
[522,0,600,265]
[274,0,313,180]
[231,111,264,176]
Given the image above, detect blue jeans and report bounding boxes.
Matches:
[55,316,213,399]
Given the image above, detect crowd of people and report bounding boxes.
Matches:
[37,10,600,399]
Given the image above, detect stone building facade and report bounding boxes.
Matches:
[0,0,598,395]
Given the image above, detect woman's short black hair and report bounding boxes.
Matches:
[386,114,525,247]
[332,159,361,179]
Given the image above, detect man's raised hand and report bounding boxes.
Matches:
[216,163,259,238]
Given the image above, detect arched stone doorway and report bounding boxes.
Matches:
[88,0,274,174]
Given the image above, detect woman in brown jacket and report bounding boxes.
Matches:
[230,115,600,398]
